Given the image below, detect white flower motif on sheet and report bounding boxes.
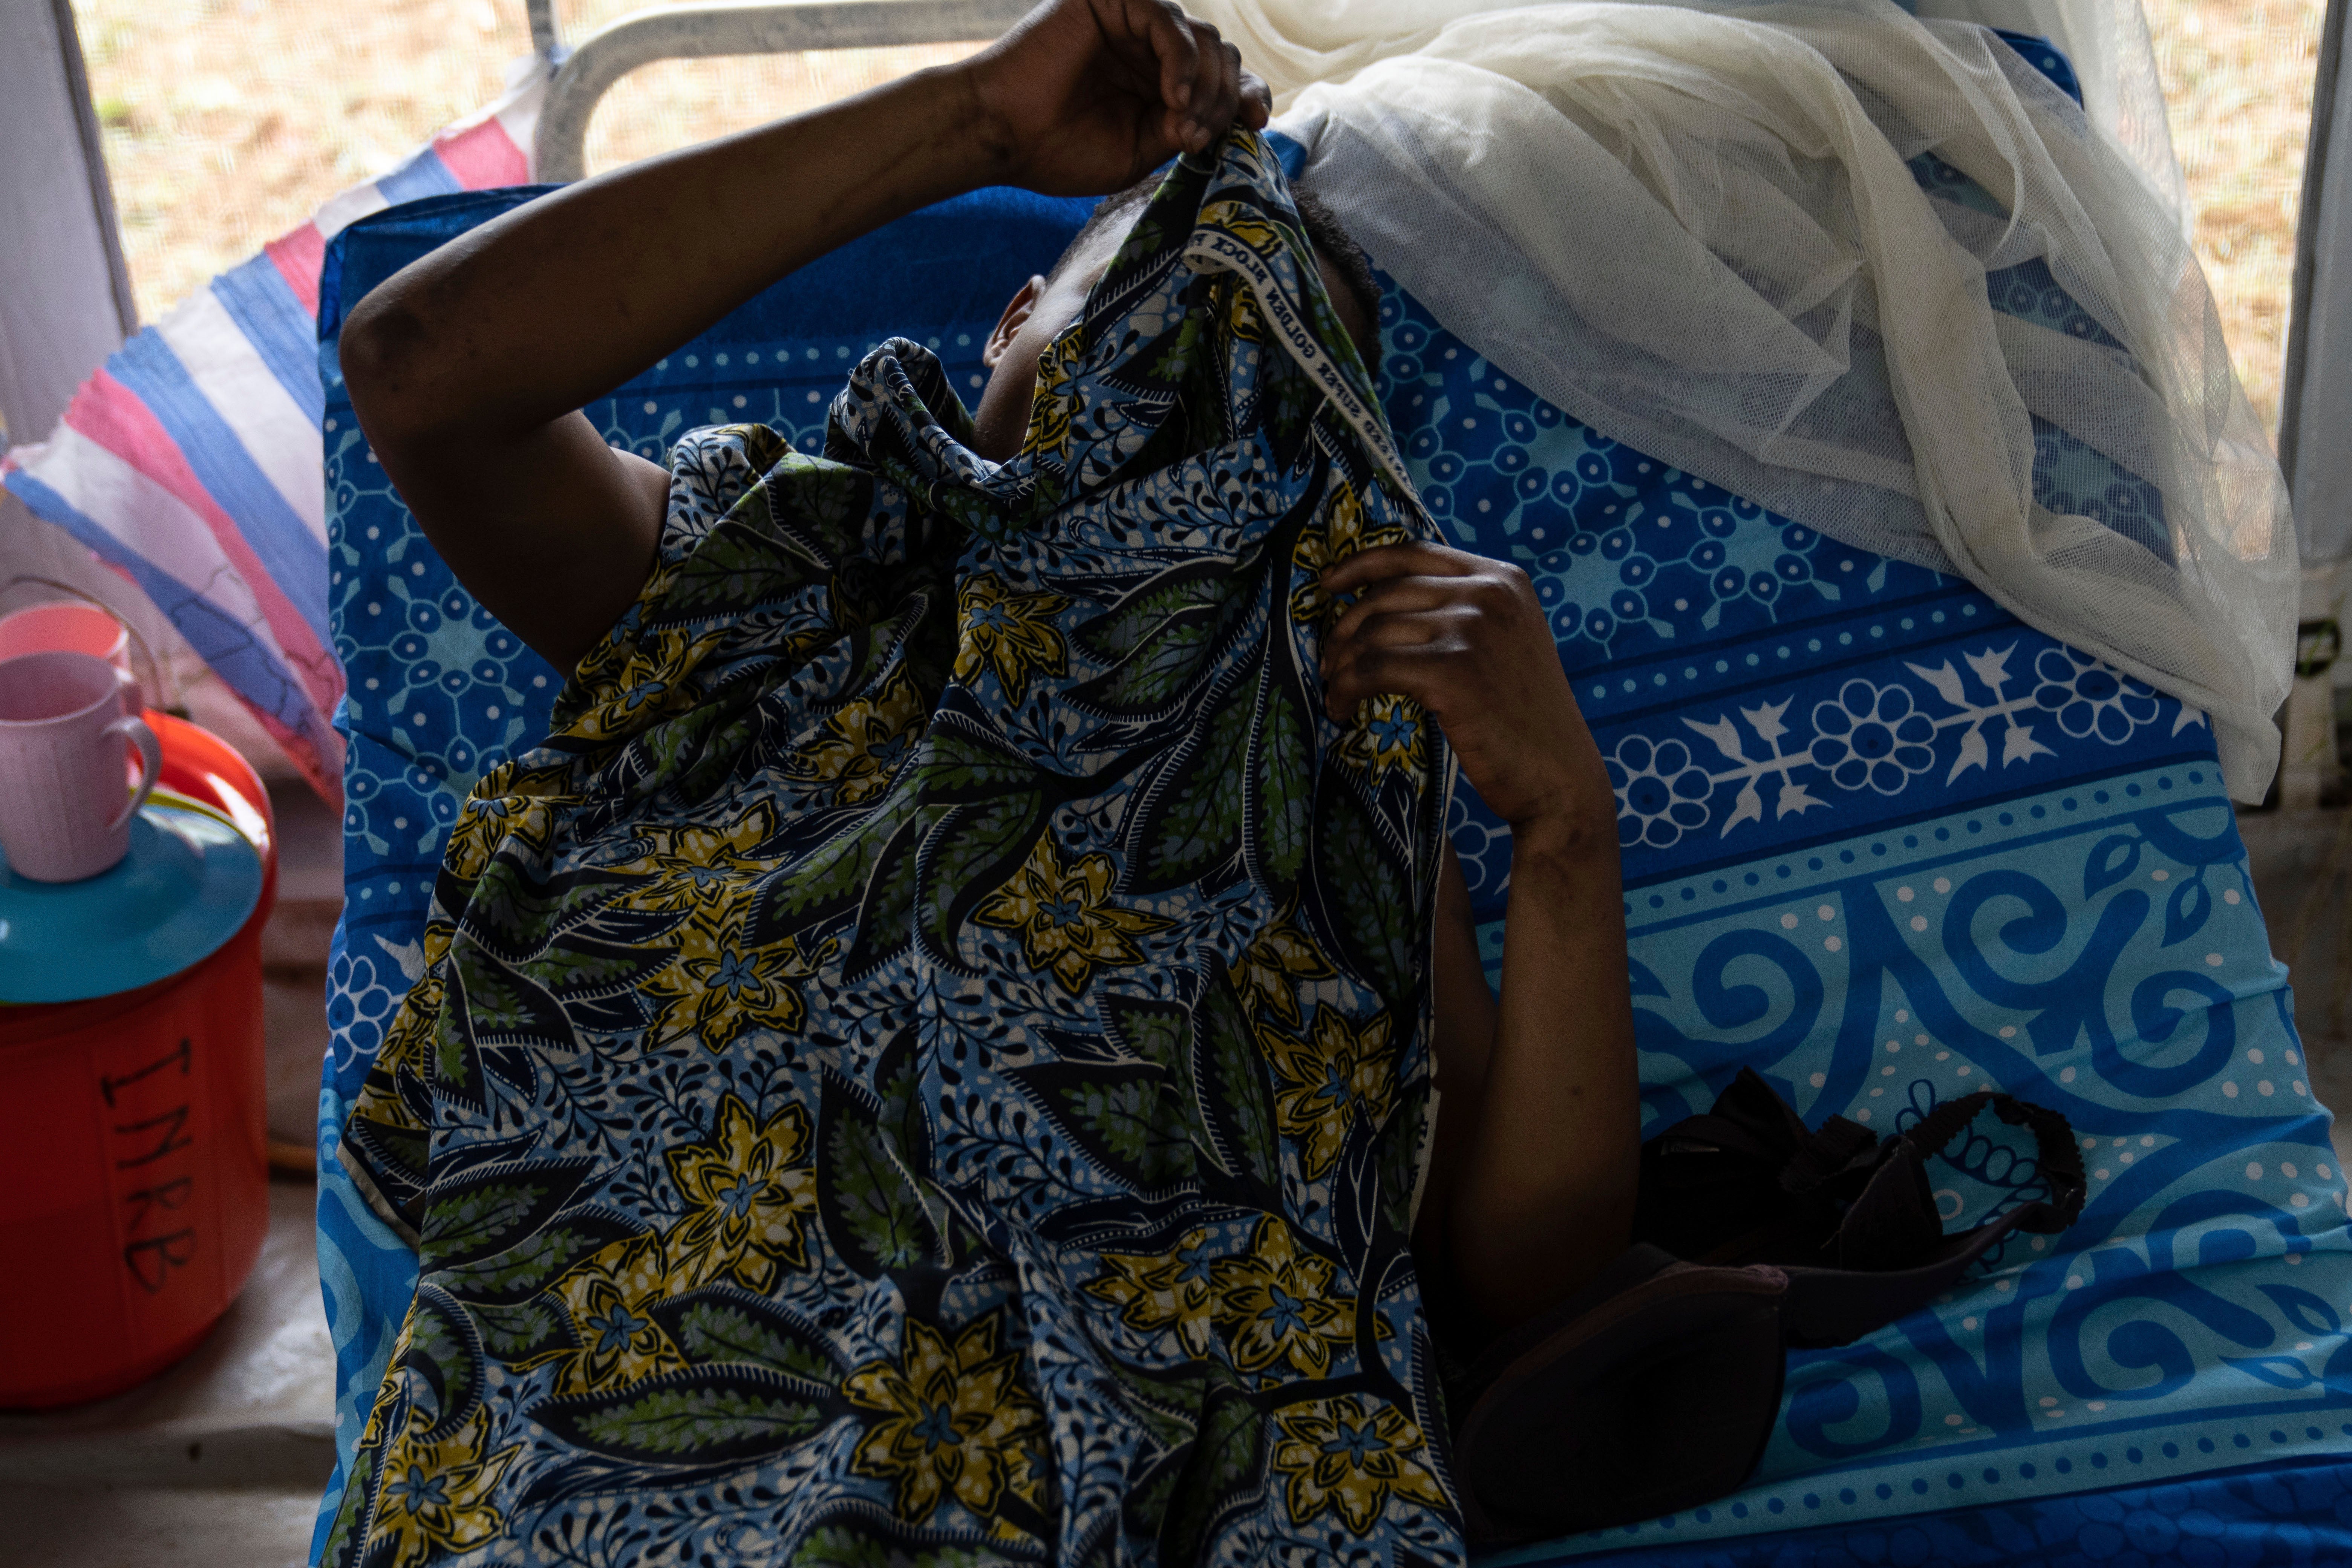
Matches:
[1903,643,2057,784]
[1608,643,2205,844]
[2032,646,2166,743]
[1676,696,1830,838]
[1609,735,1714,848]
[1811,678,1937,794]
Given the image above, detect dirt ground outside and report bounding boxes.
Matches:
[70,0,2326,433]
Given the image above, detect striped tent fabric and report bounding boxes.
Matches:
[0,64,548,803]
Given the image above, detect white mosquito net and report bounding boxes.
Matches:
[1195,0,2297,800]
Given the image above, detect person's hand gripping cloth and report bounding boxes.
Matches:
[324,130,1467,1568]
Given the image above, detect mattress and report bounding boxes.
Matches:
[311,129,2350,1568]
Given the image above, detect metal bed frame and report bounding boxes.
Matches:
[522,0,1030,182]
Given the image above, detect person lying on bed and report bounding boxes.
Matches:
[328,1,1634,1562]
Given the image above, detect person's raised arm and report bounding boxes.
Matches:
[338,0,1268,674]
[1321,542,1639,1329]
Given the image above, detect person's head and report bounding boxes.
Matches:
[968,177,1383,459]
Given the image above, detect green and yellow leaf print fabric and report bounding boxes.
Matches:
[328,131,1459,1568]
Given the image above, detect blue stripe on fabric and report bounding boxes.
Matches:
[374,148,462,207]
[2,469,318,736]
[211,254,326,421]
[107,329,332,648]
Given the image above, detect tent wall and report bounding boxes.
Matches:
[2285,0,2352,568]
[0,0,146,616]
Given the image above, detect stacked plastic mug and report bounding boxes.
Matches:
[0,623,161,882]
[0,598,277,1407]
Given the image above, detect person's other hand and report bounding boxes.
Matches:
[962,0,1272,197]
[1321,543,1619,853]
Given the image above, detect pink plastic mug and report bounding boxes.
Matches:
[0,602,138,714]
[0,650,162,882]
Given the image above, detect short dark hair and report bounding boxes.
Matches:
[1050,173,1383,366]
[1047,177,1160,283]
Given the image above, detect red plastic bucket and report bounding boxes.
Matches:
[0,714,278,1408]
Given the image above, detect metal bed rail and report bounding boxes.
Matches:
[524,0,1032,182]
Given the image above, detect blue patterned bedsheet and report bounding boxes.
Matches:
[312,130,2347,1567]
[1384,284,2349,1559]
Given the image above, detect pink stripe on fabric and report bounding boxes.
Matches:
[4,440,259,638]
[64,372,341,716]
[158,289,328,545]
[6,426,341,802]
[434,115,529,190]
[265,222,327,317]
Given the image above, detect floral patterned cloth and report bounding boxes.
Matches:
[326,131,1462,1568]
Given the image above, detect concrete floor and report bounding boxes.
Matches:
[0,1179,335,1568]
[2314,1041,2352,1167]
[2243,807,2351,1164]
[0,1487,330,1568]
[261,778,341,1162]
